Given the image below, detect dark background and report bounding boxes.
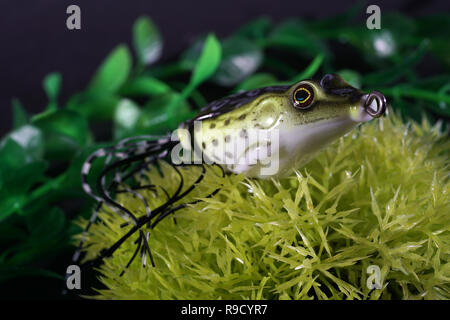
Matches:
[0,0,449,137]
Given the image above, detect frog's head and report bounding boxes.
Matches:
[253,73,387,176]
[285,73,386,125]
[177,73,387,178]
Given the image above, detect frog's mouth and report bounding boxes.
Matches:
[351,90,387,122]
[319,74,387,122]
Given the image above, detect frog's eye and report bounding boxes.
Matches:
[293,84,314,109]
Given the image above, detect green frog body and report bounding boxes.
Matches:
[179,73,386,178]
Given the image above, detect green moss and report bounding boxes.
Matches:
[78,114,450,299]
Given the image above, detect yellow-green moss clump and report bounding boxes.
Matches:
[78,115,449,300]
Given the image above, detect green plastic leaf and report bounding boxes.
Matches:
[212,37,263,86]
[136,93,195,134]
[378,85,450,116]
[89,45,132,94]
[416,14,450,67]
[133,16,162,66]
[382,12,416,47]
[362,40,428,86]
[180,34,222,85]
[11,99,28,129]
[337,13,417,65]
[0,125,44,164]
[170,81,208,108]
[262,56,298,78]
[266,20,328,58]
[68,93,121,121]
[436,83,450,116]
[0,139,27,187]
[410,75,450,91]
[429,39,450,68]
[234,73,278,92]
[180,36,206,69]
[0,131,47,220]
[58,144,110,191]
[292,53,325,82]
[0,137,38,193]
[399,86,450,117]
[392,96,425,123]
[235,17,272,42]
[267,20,308,48]
[119,77,171,97]
[2,207,68,266]
[337,69,362,89]
[29,207,66,240]
[167,34,221,124]
[146,61,191,79]
[190,34,222,87]
[0,166,45,220]
[31,109,89,159]
[114,99,142,139]
[43,72,61,110]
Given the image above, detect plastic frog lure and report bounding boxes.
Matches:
[74,74,386,274]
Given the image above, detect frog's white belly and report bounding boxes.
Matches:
[193,115,359,178]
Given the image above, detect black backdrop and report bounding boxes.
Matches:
[0,0,448,137]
